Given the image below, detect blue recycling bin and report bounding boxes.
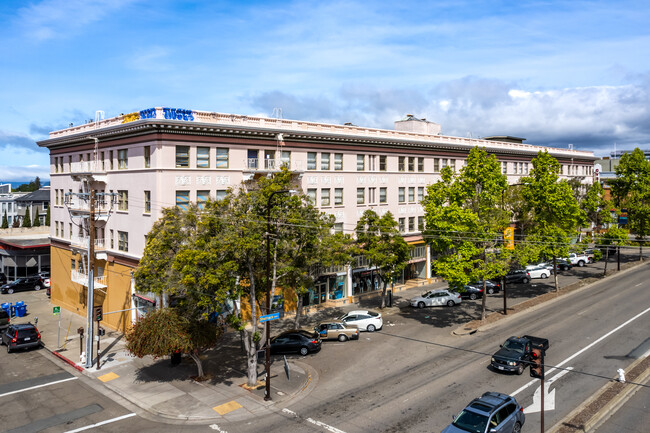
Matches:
[15,301,24,307]
[1,302,10,315]
[15,305,26,317]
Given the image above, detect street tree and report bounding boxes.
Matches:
[45,206,50,226]
[1,211,8,229]
[598,227,629,276]
[423,147,509,319]
[610,148,650,260]
[32,208,41,227]
[125,308,222,379]
[520,151,582,291]
[581,181,614,232]
[21,207,31,228]
[355,209,409,309]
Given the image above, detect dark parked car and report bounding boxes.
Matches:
[0,309,9,331]
[554,259,573,271]
[505,270,530,284]
[442,391,525,433]
[0,276,46,294]
[0,272,7,285]
[473,280,501,294]
[1,323,41,353]
[461,285,484,300]
[269,330,322,356]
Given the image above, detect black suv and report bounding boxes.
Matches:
[0,275,45,294]
[1,323,41,353]
[505,270,530,284]
[0,309,9,331]
[442,391,525,433]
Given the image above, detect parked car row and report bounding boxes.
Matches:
[0,273,49,294]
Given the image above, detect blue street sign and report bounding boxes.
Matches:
[259,312,280,323]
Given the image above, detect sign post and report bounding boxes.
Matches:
[53,306,61,348]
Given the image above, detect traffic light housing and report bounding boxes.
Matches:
[530,347,544,379]
[94,306,103,322]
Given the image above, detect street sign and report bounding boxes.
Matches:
[53,306,61,315]
[259,312,280,323]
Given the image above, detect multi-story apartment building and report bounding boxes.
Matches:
[38,108,596,331]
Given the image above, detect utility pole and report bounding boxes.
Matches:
[85,189,96,368]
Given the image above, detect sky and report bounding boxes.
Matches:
[1,0,650,182]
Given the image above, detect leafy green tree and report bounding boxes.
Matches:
[32,208,41,227]
[1,211,8,229]
[355,210,409,309]
[423,147,509,319]
[21,207,31,228]
[581,181,614,231]
[520,151,582,291]
[598,227,629,276]
[44,206,50,226]
[125,308,222,378]
[610,148,650,260]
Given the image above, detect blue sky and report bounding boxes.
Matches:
[1,0,650,182]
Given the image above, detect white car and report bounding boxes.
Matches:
[338,310,383,332]
[410,289,462,308]
[527,266,551,279]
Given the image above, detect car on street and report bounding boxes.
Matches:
[526,266,551,279]
[442,391,525,433]
[491,335,549,375]
[460,285,484,300]
[269,330,321,356]
[0,275,46,294]
[410,289,462,308]
[315,322,359,342]
[1,323,41,353]
[338,310,383,332]
[504,270,530,284]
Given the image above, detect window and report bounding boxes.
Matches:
[307,152,317,170]
[379,155,387,171]
[144,146,151,168]
[118,231,128,252]
[144,191,151,213]
[399,218,405,233]
[409,217,415,232]
[398,156,405,171]
[399,187,406,203]
[434,158,440,172]
[441,158,447,169]
[408,187,415,202]
[321,153,330,170]
[368,155,376,171]
[334,223,344,234]
[216,190,227,201]
[281,151,291,168]
[110,229,114,249]
[307,188,317,203]
[321,188,330,206]
[408,157,415,172]
[418,216,424,231]
[176,146,189,168]
[216,148,229,168]
[357,188,365,204]
[118,149,128,169]
[357,155,365,171]
[418,157,424,172]
[117,190,128,211]
[450,159,456,172]
[69,223,72,240]
[109,151,113,170]
[55,222,59,237]
[100,152,105,171]
[418,187,424,202]
[369,187,376,204]
[176,191,190,210]
[334,153,343,170]
[502,161,508,174]
[197,190,210,209]
[380,187,387,203]
[197,147,210,168]
[335,188,343,205]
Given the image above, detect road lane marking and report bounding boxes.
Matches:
[0,376,78,398]
[63,413,136,432]
[512,305,650,397]
[524,367,573,413]
[283,408,347,433]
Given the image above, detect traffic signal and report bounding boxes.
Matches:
[530,347,544,379]
[94,306,103,322]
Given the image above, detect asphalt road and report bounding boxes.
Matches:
[228,260,650,433]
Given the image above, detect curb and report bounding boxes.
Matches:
[548,355,650,433]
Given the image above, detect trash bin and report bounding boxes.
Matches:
[15,305,26,317]
[0,302,10,316]
[15,301,24,308]
[171,351,182,366]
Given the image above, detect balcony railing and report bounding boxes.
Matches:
[70,161,106,174]
[71,270,107,288]
[66,196,112,213]
[245,158,304,171]
[70,236,106,250]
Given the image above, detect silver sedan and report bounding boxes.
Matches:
[410,289,462,308]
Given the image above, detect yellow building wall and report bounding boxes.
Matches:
[50,245,135,332]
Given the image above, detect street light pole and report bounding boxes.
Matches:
[265,189,292,401]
